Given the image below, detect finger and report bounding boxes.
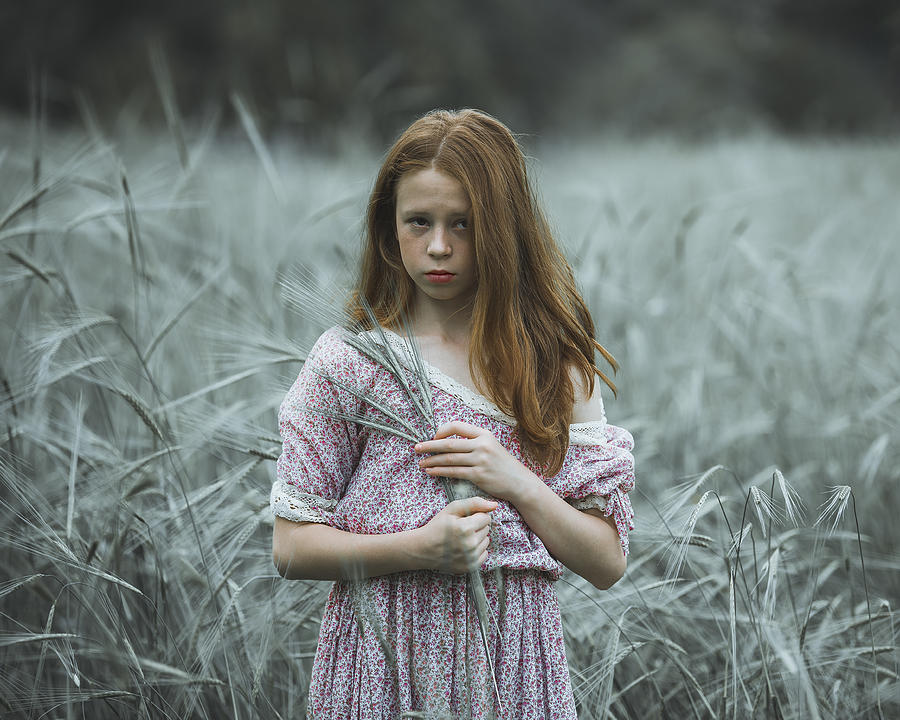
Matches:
[415,438,473,455]
[447,496,497,517]
[419,452,477,468]
[466,512,495,532]
[466,540,487,561]
[476,534,490,555]
[425,465,474,482]
[433,421,483,440]
[470,542,490,570]
[474,525,491,544]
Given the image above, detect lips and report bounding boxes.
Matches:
[425,271,455,283]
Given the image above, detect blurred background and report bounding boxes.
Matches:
[3,0,898,142]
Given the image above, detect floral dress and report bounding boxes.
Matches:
[270,327,635,719]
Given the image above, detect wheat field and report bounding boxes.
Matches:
[1,112,898,718]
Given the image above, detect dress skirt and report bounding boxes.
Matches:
[307,569,577,720]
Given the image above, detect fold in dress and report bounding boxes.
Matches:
[270,327,635,719]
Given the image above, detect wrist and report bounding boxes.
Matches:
[508,468,544,510]
[404,525,437,572]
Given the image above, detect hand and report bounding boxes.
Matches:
[419,496,498,574]
[415,421,539,504]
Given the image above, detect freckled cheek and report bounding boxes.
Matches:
[397,237,417,269]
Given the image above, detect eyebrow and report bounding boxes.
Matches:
[399,206,471,216]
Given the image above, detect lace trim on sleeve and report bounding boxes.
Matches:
[569,419,609,446]
[269,479,338,524]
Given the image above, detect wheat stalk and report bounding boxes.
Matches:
[773,469,806,526]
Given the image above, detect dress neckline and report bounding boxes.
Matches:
[377,327,517,425]
[356,327,608,444]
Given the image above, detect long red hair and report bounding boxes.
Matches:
[348,109,617,475]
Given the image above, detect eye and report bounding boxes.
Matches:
[454,218,469,230]
[408,216,429,228]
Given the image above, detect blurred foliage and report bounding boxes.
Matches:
[2,0,899,142]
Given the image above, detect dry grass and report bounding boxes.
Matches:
[1,112,898,718]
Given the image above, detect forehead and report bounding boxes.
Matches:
[395,167,471,212]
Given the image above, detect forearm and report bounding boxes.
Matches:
[273,517,429,581]
[512,475,626,590]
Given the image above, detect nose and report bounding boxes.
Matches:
[426,225,451,257]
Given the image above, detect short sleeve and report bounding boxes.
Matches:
[270,328,367,527]
[552,420,636,556]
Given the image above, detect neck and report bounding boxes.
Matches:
[410,296,473,345]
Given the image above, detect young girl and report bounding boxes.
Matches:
[270,109,635,719]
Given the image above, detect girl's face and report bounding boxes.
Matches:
[394,167,477,316]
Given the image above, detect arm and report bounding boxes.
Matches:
[272,496,498,581]
[416,423,628,591]
[508,478,626,590]
[273,518,425,580]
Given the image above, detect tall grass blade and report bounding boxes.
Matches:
[231,93,285,204]
[148,40,189,169]
[158,361,304,412]
[850,492,884,718]
[66,392,84,539]
[728,570,737,720]
[664,490,713,584]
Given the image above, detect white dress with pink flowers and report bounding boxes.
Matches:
[270,327,635,719]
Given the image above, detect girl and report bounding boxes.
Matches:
[270,109,635,719]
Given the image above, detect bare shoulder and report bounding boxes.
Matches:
[569,364,607,424]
